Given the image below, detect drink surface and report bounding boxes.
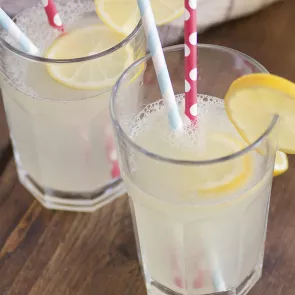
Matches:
[126,93,271,203]
[123,94,273,294]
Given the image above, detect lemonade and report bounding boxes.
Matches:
[111,45,277,295]
[0,0,145,211]
[124,94,274,294]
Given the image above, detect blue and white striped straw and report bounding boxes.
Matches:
[137,0,182,131]
[0,8,39,55]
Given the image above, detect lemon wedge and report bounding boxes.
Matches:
[196,134,252,194]
[225,74,295,154]
[274,151,288,177]
[45,25,134,90]
[94,0,184,36]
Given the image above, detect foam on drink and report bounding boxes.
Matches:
[130,94,245,160]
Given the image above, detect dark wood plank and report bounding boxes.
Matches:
[0,1,295,295]
[0,97,12,174]
[0,160,143,295]
[199,0,295,81]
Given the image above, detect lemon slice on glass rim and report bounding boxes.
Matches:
[94,0,184,36]
[225,73,295,154]
[45,24,134,90]
[224,73,295,177]
[274,151,288,177]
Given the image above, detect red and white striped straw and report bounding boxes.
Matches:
[41,0,64,32]
[106,128,120,179]
[184,0,198,122]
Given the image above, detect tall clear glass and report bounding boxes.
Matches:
[0,0,145,212]
[111,45,277,295]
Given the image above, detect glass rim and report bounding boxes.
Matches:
[0,17,142,64]
[111,44,278,166]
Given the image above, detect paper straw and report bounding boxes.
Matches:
[41,0,64,32]
[0,8,39,55]
[184,0,198,121]
[137,0,182,131]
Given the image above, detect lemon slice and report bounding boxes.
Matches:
[45,25,134,90]
[94,0,184,36]
[196,134,252,194]
[274,151,288,177]
[225,74,295,154]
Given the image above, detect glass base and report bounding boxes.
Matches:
[146,267,262,295]
[17,169,126,212]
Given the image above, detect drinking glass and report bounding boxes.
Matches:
[111,44,277,295]
[0,0,145,212]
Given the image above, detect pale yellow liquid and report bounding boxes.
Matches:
[1,64,111,192]
[122,94,274,294]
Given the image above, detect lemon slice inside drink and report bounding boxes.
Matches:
[225,74,295,154]
[45,25,134,90]
[194,134,252,194]
[194,130,287,194]
[196,138,287,194]
[94,0,184,36]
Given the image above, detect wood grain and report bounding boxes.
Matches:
[0,1,295,294]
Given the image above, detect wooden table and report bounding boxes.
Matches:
[1,1,295,294]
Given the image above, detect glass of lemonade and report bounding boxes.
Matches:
[0,0,145,212]
[111,45,277,295]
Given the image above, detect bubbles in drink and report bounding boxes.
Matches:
[129,94,240,159]
[10,0,96,51]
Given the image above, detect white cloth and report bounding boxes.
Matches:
[172,0,280,31]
